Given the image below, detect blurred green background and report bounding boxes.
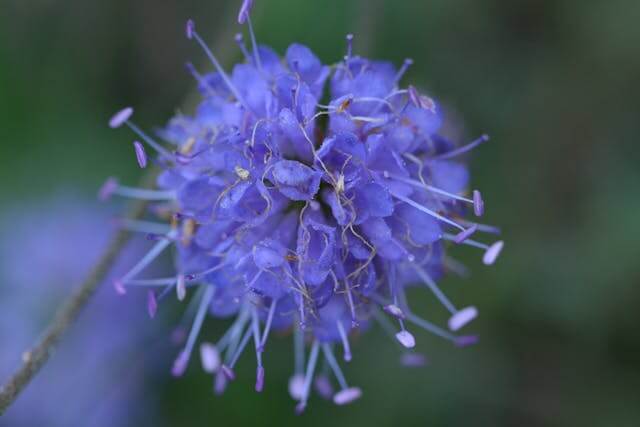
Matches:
[1,0,639,425]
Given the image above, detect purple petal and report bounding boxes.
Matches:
[133,141,147,168]
[395,330,416,348]
[483,240,504,265]
[448,306,477,331]
[333,387,362,405]
[200,342,220,373]
[108,107,133,128]
[272,160,321,201]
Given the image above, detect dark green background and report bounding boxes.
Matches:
[1,0,639,425]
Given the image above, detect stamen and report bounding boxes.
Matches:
[411,263,456,314]
[227,324,254,370]
[214,370,227,395]
[115,218,172,235]
[473,190,484,216]
[185,62,216,96]
[407,86,436,112]
[403,310,458,343]
[408,86,421,107]
[294,323,305,375]
[385,172,474,204]
[395,330,416,348]
[110,185,176,201]
[448,306,478,331]
[185,19,195,39]
[200,342,221,373]
[383,304,406,319]
[390,190,465,232]
[171,286,215,377]
[117,234,175,291]
[482,241,504,265]
[393,58,414,86]
[259,299,278,350]
[333,387,362,406]
[234,33,252,63]
[123,277,178,287]
[237,0,253,24]
[454,225,478,244]
[443,235,504,266]
[113,279,126,295]
[239,0,263,72]
[458,220,501,235]
[251,308,264,392]
[295,340,320,415]
[321,344,348,390]
[98,177,118,201]
[108,107,133,128]
[344,281,358,328]
[345,33,354,59]
[336,321,352,362]
[435,134,490,160]
[256,366,265,392]
[455,335,479,348]
[176,274,187,301]
[392,238,416,262]
[133,141,147,168]
[147,291,158,318]
[123,120,174,159]
[221,364,236,381]
[186,261,226,280]
[186,19,251,110]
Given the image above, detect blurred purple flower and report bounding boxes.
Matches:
[106,1,503,412]
[0,196,158,427]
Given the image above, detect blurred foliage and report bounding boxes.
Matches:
[1,0,639,426]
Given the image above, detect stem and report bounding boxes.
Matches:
[0,170,155,415]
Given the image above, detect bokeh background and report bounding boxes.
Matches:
[1,0,639,426]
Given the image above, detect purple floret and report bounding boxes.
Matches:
[105,2,503,413]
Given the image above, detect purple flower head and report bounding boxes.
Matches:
[0,197,157,426]
[106,6,503,412]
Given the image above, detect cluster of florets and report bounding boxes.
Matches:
[104,0,502,413]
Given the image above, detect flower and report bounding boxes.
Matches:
[106,0,503,413]
[0,196,158,426]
